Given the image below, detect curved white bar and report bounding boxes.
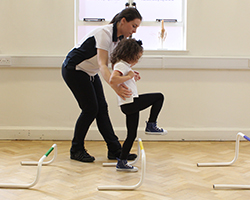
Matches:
[197,133,242,167]
[21,144,57,166]
[0,144,56,189]
[212,132,250,190]
[0,155,46,189]
[98,138,146,191]
[237,132,245,138]
[196,132,250,190]
[214,184,250,190]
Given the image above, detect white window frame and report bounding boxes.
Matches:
[74,0,187,53]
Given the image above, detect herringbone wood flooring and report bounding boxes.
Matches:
[1,140,250,200]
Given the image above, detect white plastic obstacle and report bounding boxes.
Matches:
[98,138,146,190]
[102,139,141,167]
[213,184,250,190]
[197,132,250,190]
[21,144,57,166]
[197,132,250,167]
[0,144,57,189]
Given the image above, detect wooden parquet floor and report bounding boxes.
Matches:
[0,140,250,200]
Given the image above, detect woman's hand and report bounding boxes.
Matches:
[97,48,132,100]
[109,70,134,100]
[114,83,132,100]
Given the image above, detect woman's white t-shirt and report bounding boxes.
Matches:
[113,60,139,106]
[63,23,122,77]
[75,24,118,76]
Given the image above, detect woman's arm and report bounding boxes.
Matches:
[97,49,111,83]
[97,49,132,99]
[109,70,134,85]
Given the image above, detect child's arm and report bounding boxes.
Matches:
[109,70,134,86]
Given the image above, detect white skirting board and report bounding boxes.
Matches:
[0,127,250,141]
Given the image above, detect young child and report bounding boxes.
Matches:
[110,38,167,172]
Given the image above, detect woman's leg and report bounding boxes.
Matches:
[62,67,98,153]
[92,74,122,154]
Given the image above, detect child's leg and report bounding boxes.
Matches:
[121,93,164,122]
[119,112,139,160]
[119,92,164,158]
[116,93,166,171]
[138,93,167,134]
[121,93,167,135]
[116,111,139,172]
[139,93,164,122]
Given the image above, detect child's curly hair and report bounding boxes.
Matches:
[111,38,143,68]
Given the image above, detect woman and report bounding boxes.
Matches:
[62,7,142,162]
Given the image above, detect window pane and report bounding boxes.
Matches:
[79,0,126,21]
[135,0,183,22]
[76,0,186,51]
[78,25,184,50]
[77,26,98,43]
[133,25,184,50]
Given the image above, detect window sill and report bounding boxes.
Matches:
[144,50,189,56]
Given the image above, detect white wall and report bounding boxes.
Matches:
[187,0,250,56]
[1,0,250,141]
[0,0,74,55]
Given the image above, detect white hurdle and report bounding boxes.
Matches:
[213,184,250,190]
[196,132,250,190]
[197,132,249,167]
[98,138,146,190]
[102,140,141,167]
[0,144,56,189]
[21,144,57,166]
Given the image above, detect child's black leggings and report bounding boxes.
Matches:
[120,93,164,160]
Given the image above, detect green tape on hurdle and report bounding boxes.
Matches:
[45,147,54,157]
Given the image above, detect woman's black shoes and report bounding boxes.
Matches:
[70,150,95,162]
[70,149,137,162]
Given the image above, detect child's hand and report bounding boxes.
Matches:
[128,70,135,79]
[133,70,141,81]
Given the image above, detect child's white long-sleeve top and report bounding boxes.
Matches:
[113,60,139,106]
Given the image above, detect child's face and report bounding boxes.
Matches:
[130,52,142,67]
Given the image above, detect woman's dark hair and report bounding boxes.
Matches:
[110,7,142,24]
[111,38,143,67]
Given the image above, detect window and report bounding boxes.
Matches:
[74,0,186,51]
